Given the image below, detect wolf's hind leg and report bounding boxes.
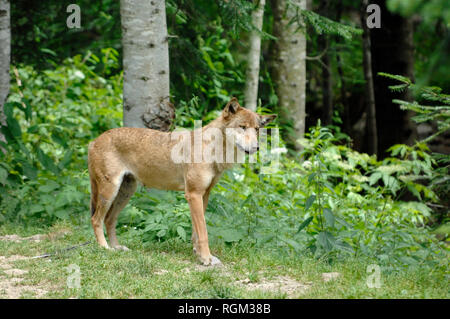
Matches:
[91,181,120,249]
[105,174,137,250]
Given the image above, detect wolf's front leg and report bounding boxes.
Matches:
[185,191,221,266]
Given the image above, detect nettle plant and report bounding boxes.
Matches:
[117,121,445,269]
[296,124,441,267]
[380,72,450,223]
[0,50,122,223]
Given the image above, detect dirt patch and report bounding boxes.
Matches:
[194,262,225,272]
[0,229,71,243]
[0,255,48,299]
[322,272,341,282]
[237,275,312,298]
[0,234,45,242]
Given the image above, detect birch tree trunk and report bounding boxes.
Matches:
[244,0,265,112]
[270,0,307,150]
[361,0,378,155]
[0,0,10,142]
[120,0,174,130]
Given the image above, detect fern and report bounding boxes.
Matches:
[380,73,450,144]
[286,2,362,40]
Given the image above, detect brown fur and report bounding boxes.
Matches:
[88,98,276,265]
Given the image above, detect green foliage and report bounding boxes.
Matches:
[379,73,450,227]
[1,51,447,273]
[217,0,254,36]
[385,0,450,90]
[295,7,363,40]
[387,0,450,25]
[379,72,450,144]
[11,0,121,68]
[113,122,446,271]
[0,50,123,223]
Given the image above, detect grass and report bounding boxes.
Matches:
[0,220,448,299]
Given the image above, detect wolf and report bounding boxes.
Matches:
[88,97,276,265]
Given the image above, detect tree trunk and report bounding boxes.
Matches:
[361,0,378,155]
[318,0,332,126]
[120,0,174,130]
[370,0,417,157]
[334,1,351,135]
[336,52,351,134]
[320,39,333,126]
[270,0,307,150]
[0,0,10,142]
[244,0,265,112]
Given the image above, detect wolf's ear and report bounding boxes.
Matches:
[259,114,277,127]
[223,97,240,119]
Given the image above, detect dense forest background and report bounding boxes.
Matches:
[8,0,450,156]
[0,0,449,291]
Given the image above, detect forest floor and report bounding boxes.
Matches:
[0,221,447,299]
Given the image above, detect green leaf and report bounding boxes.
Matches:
[176,226,186,241]
[305,195,316,212]
[54,209,70,219]
[281,237,302,251]
[335,240,354,253]
[29,204,45,214]
[36,147,59,174]
[308,172,316,183]
[22,98,33,121]
[58,150,73,170]
[382,175,400,194]
[242,194,253,206]
[335,216,351,229]
[0,167,8,185]
[369,172,382,185]
[40,48,57,57]
[5,115,22,138]
[38,180,60,193]
[27,125,39,134]
[219,228,245,243]
[51,131,68,147]
[297,216,314,233]
[317,231,336,252]
[323,208,335,228]
[21,161,37,180]
[156,229,167,238]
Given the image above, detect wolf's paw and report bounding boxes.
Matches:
[199,255,222,267]
[112,245,130,251]
[210,255,222,266]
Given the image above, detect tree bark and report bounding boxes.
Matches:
[320,39,333,126]
[361,0,378,156]
[270,0,307,150]
[370,0,417,157]
[0,0,10,142]
[318,0,332,126]
[120,0,174,130]
[244,0,265,112]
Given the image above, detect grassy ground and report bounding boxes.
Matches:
[0,221,448,299]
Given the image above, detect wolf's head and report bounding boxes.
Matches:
[221,97,277,154]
